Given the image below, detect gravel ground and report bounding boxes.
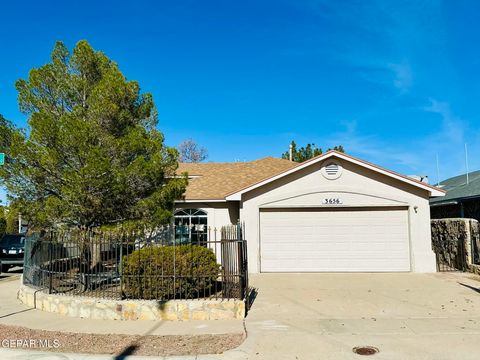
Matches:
[0,324,245,356]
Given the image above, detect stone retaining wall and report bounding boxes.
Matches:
[18,281,245,321]
[431,218,480,272]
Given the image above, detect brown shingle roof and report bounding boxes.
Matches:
[177,157,297,200]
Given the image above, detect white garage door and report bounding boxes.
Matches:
[260,208,410,272]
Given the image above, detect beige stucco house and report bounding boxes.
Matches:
[175,151,445,273]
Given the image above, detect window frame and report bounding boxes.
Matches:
[174,208,208,244]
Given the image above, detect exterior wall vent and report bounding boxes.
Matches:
[321,161,343,180]
[325,163,339,176]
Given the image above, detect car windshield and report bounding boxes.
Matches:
[1,236,25,247]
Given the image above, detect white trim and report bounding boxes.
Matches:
[166,175,202,179]
[226,151,446,200]
[173,208,209,215]
[407,205,413,272]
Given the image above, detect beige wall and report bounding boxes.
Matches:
[240,158,436,273]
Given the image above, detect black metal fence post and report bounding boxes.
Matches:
[48,233,53,294]
[119,236,123,299]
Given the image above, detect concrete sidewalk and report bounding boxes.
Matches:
[0,276,244,337]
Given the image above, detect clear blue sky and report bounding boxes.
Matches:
[1,0,479,203]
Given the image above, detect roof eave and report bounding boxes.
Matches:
[225,151,446,200]
[430,194,480,206]
[175,198,228,203]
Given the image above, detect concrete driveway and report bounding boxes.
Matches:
[237,272,480,360]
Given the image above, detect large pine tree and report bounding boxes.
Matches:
[0,41,187,229]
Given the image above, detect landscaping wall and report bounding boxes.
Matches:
[431,218,480,273]
[18,280,245,321]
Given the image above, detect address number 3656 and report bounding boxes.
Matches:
[322,198,343,205]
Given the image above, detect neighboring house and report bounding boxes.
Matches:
[175,151,445,273]
[430,170,480,221]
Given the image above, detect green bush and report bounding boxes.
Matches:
[122,245,221,300]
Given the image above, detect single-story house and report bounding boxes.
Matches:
[175,151,445,273]
[430,170,480,221]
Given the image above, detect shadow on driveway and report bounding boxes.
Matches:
[0,308,33,319]
[246,287,258,316]
[458,282,480,294]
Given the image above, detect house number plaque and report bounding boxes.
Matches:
[322,198,343,205]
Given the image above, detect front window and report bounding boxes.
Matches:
[174,209,208,244]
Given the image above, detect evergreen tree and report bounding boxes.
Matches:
[0,41,187,229]
[281,141,345,163]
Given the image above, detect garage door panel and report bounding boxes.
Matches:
[261,260,409,272]
[260,208,410,272]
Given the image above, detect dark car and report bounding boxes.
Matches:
[0,234,25,272]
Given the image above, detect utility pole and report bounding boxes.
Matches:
[18,213,22,234]
[436,153,441,186]
[465,143,470,185]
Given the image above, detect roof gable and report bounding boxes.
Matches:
[225,151,445,200]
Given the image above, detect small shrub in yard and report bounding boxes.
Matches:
[122,245,221,300]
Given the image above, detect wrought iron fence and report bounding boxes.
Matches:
[433,237,467,272]
[473,236,480,265]
[23,224,248,301]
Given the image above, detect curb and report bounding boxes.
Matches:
[0,347,249,359]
